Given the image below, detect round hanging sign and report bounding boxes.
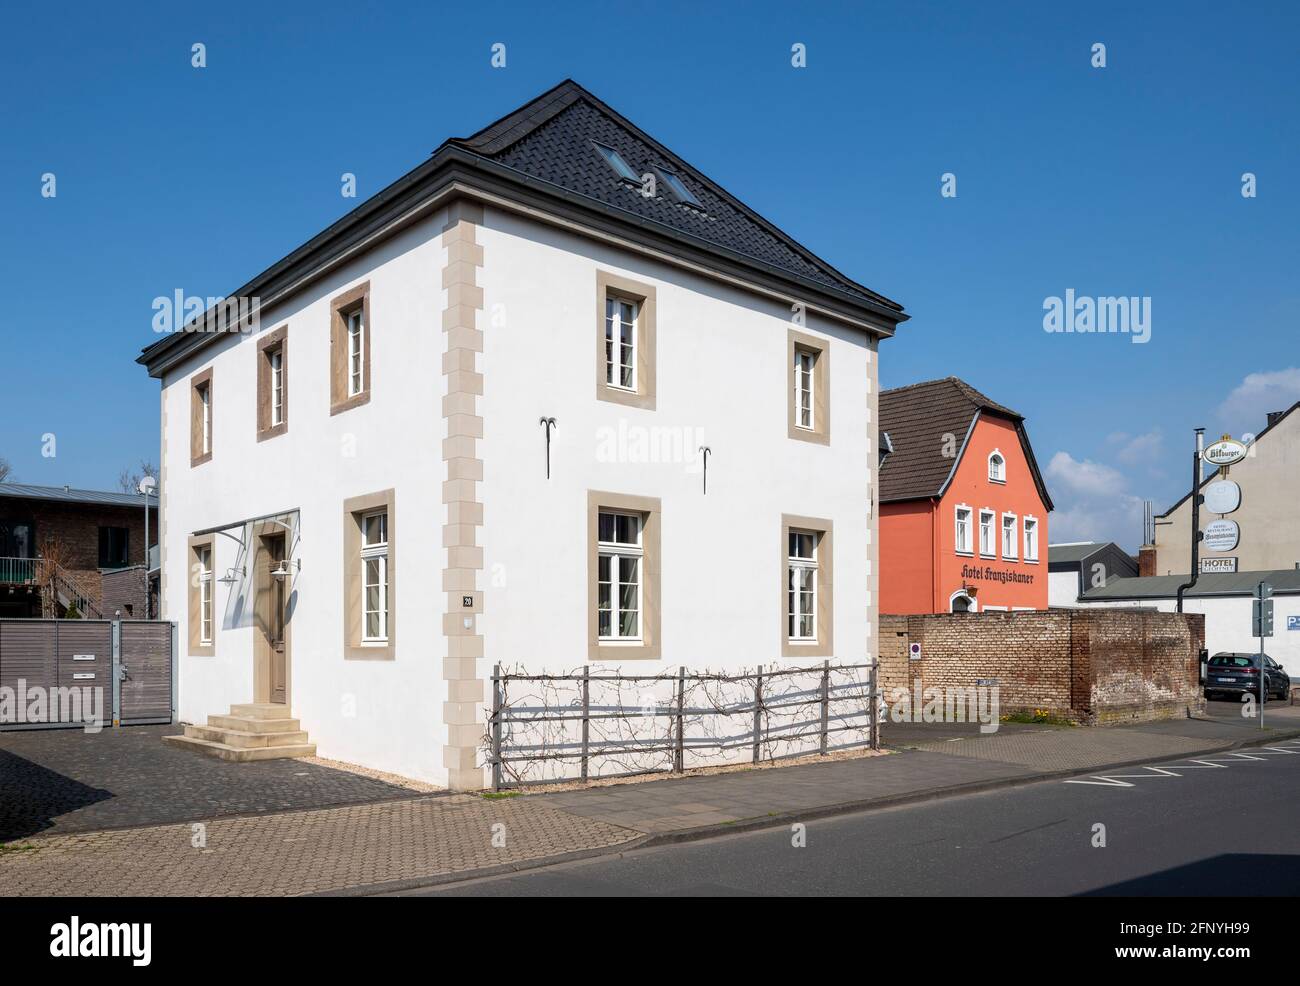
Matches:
[1203,479,1241,515]
[1202,519,1240,552]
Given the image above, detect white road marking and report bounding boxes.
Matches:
[1065,740,1300,787]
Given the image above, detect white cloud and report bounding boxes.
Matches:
[1107,429,1163,466]
[1045,451,1124,497]
[1215,368,1300,436]
[1045,451,1146,548]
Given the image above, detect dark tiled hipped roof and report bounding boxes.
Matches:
[138,79,906,378]
[446,81,897,309]
[878,377,1053,509]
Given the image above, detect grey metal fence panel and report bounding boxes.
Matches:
[0,621,57,728]
[118,621,174,723]
[0,619,174,729]
[55,622,111,719]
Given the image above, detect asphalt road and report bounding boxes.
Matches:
[410,743,1300,896]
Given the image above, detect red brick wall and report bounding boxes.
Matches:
[879,609,1204,724]
[0,499,151,615]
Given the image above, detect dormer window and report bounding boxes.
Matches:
[594,142,638,183]
[656,168,702,208]
[988,451,1006,483]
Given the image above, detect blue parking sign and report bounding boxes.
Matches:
[1289,615,1300,631]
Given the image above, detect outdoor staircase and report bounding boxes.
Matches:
[163,704,316,762]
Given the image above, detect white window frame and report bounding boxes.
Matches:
[954,504,973,555]
[1023,515,1039,562]
[347,310,365,398]
[360,509,389,643]
[200,383,212,455]
[597,511,643,642]
[198,546,213,644]
[988,450,1006,483]
[949,589,977,613]
[793,349,815,431]
[1001,512,1019,560]
[978,509,996,557]
[787,529,818,643]
[269,348,284,427]
[604,295,638,392]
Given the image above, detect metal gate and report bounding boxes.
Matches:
[0,619,176,730]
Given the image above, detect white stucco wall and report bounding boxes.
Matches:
[476,208,875,677]
[1048,570,1081,608]
[1075,595,1300,678]
[158,201,882,787]
[159,212,449,783]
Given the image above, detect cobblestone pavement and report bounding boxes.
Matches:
[0,725,425,842]
[0,794,641,896]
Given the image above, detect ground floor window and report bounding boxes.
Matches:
[597,511,642,640]
[787,529,818,641]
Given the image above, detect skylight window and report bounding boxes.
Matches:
[594,142,638,182]
[656,168,702,207]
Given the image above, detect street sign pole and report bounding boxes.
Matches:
[1254,581,1274,730]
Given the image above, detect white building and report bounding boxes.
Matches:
[1075,568,1300,680]
[1047,541,1137,608]
[136,81,908,789]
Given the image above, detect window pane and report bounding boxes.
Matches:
[598,513,615,543]
[598,609,612,637]
[620,360,634,389]
[598,554,611,581]
[365,610,380,639]
[620,556,639,587]
[620,608,639,638]
[364,512,387,546]
[615,514,639,545]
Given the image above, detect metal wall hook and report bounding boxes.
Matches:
[539,417,557,479]
[698,446,711,494]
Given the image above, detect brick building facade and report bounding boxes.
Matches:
[0,484,154,618]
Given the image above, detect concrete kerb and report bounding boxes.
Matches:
[378,725,1300,895]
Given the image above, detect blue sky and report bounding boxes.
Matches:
[2,1,1296,549]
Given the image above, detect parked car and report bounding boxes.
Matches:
[1204,652,1291,701]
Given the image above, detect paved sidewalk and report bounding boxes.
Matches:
[0,793,640,896]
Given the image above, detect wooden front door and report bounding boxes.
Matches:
[266,534,288,704]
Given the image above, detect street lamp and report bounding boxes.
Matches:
[138,476,157,618]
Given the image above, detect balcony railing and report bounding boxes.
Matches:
[0,557,38,584]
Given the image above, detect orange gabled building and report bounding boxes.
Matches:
[878,377,1053,614]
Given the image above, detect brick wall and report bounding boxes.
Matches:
[102,566,149,619]
[879,609,1204,724]
[1,499,151,616]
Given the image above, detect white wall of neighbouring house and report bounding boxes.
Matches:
[476,206,877,680]
[1074,594,1300,678]
[1048,569,1082,607]
[158,211,449,784]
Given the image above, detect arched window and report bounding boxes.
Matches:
[988,450,1006,483]
[949,590,976,613]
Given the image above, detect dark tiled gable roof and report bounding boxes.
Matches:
[446,81,898,310]
[878,377,1053,509]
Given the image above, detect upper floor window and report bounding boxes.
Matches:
[270,350,284,425]
[1023,516,1039,562]
[988,451,1006,483]
[347,312,364,397]
[979,509,995,557]
[605,296,637,391]
[794,349,815,430]
[787,529,818,642]
[787,329,830,445]
[955,505,973,554]
[330,282,371,415]
[257,325,288,440]
[361,509,389,643]
[190,368,213,467]
[595,272,657,410]
[98,527,129,569]
[597,510,642,641]
[1002,513,1018,559]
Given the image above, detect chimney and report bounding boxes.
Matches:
[1138,544,1157,577]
